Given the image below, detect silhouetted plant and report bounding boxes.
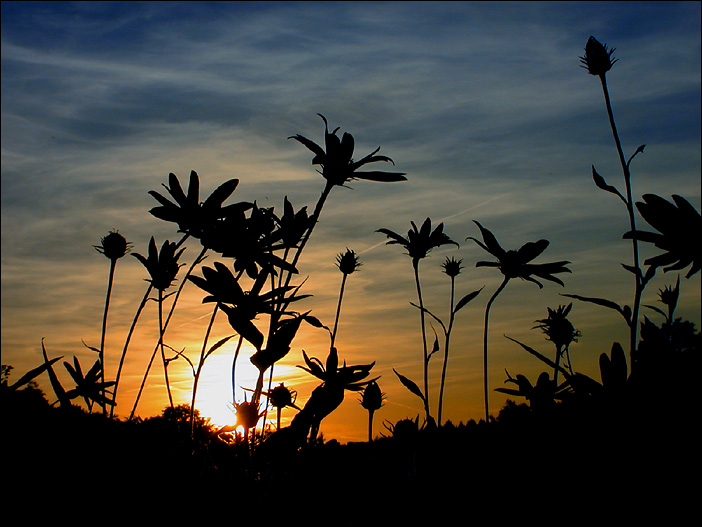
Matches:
[578,36,657,359]
[332,248,362,348]
[533,303,581,385]
[265,382,300,430]
[296,347,377,444]
[131,237,186,412]
[496,371,557,413]
[360,380,385,442]
[468,220,571,421]
[378,218,458,421]
[624,194,701,278]
[94,230,131,415]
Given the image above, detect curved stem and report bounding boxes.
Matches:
[111,284,152,419]
[190,303,219,436]
[413,259,431,422]
[600,74,643,359]
[231,335,244,404]
[483,277,510,422]
[99,258,117,416]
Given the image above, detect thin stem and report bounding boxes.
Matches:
[99,258,117,416]
[158,289,174,409]
[110,284,152,419]
[483,277,510,422]
[600,74,643,359]
[129,245,207,420]
[331,273,348,349]
[413,259,431,422]
[368,409,375,443]
[437,275,456,426]
[190,303,219,436]
[231,335,244,404]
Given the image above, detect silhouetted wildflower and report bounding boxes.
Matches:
[289,114,407,187]
[534,304,581,351]
[378,218,458,265]
[149,170,251,240]
[624,194,701,278]
[580,36,617,76]
[133,237,186,291]
[336,248,362,275]
[94,230,131,260]
[441,256,463,278]
[235,400,263,435]
[360,380,385,442]
[468,220,571,288]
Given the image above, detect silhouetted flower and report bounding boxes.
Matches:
[580,36,617,76]
[534,304,581,351]
[268,383,299,411]
[63,356,115,410]
[235,400,263,431]
[441,256,464,278]
[468,220,571,288]
[378,218,458,265]
[336,248,362,275]
[94,230,131,260]
[623,194,701,278]
[360,380,385,412]
[289,114,407,187]
[277,196,314,249]
[299,348,377,392]
[132,237,186,291]
[149,170,251,240]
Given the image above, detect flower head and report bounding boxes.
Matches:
[336,248,362,275]
[534,303,581,350]
[148,170,251,240]
[289,114,407,187]
[468,220,571,288]
[234,400,263,431]
[298,348,377,392]
[268,383,299,410]
[132,237,186,291]
[623,194,701,278]
[441,256,464,278]
[378,218,459,265]
[580,36,617,76]
[95,230,131,261]
[360,380,385,412]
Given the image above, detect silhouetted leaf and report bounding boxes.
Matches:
[592,166,625,202]
[505,336,571,379]
[562,293,631,325]
[9,357,62,391]
[393,369,425,403]
[42,339,68,406]
[454,288,483,314]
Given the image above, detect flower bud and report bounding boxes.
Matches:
[580,36,617,76]
[336,248,362,275]
[269,383,296,409]
[441,256,463,278]
[95,230,131,260]
[361,381,384,412]
[235,401,261,430]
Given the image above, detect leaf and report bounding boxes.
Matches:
[504,336,571,379]
[41,339,69,406]
[592,166,625,202]
[8,357,63,391]
[561,293,631,325]
[204,335,235,360]
[393,369,425,403]
[454,287,483,314]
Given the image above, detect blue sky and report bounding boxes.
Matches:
[2,1,700,442]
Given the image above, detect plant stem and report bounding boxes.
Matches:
[190,303,219,436]
[600,74,643,360]
[110,284,152,419]
[158,289,174,409]
[331,272,348,349]
[368,409,375,443]
[99,258,117,416]
[437,275,456,426]
[483,277,509,422]
[413,258,431,422]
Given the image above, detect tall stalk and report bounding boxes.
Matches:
[482,276,509,422]
[110,284,152,418]
[413,259,431,422]
[158,288,174,409]
[190,303,218,435]
[437,272,456,426]
[599,73,643,359]
[98,258,117,416]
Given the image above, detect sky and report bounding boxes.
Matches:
[2,1,700,443]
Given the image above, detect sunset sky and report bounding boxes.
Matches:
[2,1,700,443]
